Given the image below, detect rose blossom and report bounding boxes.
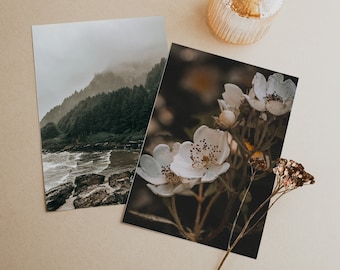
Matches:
[171,125,230,182]
[244,72,296,116]
[137,143,199,197]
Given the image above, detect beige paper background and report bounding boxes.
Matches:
[1,0,339,269]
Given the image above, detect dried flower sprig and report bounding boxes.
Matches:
[217,158,315,269]
[249,157,268,171]
[273,158,315,189]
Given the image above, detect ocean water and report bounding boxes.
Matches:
[42,150,139,192]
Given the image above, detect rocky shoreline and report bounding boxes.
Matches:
[45,170,134,211]
[43,140,143,153]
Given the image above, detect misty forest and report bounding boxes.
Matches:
[40,58,166,151]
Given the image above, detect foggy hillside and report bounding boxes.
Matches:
[40,60,158,128]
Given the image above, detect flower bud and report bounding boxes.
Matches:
[218,110,236,128]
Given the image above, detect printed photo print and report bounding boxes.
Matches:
[32,17,168,211]
[123,43,299,259]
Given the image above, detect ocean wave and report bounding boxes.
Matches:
[43,150,115,191]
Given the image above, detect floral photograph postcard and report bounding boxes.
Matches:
[123,43,299,259]
[32,17,168,211]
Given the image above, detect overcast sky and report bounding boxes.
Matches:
[32,17,168,120]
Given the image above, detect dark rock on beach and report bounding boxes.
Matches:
[108,171,133,203]
[73,171,134,208]
[74,173,105,196]
[108,171,132,188]
[73,185,116,209]
[45,182,74,211]
[114,189,130,204]
[45,170,134,211]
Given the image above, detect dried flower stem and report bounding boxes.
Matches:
[217,157,315,270]
[217,189,279,270]
[227,166,256,249]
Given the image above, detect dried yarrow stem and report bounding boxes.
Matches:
[249,157,268,171]
[217,158,315,270]
[273,158,315,190]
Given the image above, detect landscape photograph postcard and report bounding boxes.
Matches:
[123,43,299,258]
[32,17,168,211]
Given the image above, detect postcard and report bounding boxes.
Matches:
[32,17,168,211]
[123,43,299,258]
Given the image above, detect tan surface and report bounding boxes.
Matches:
[1,0,339,269]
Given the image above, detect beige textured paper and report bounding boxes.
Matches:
[1,0,339,269]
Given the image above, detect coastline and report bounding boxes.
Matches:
[43,148,139,211]
[42,140,144,153]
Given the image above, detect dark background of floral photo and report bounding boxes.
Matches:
[123,43,299,258]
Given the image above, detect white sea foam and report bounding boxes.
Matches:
[42,150,115,191]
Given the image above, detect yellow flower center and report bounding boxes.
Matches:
[161,166,182,185]
[189,139,220,168]
[265,92,283,102]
